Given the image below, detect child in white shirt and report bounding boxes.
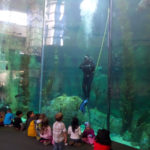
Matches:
[68,117,81,146]
[53,112,67,150]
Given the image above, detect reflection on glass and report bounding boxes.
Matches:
[60,38,63,46]
[0,10,27,26]
[45,0,64,46]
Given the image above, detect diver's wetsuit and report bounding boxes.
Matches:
[80,57,95,99]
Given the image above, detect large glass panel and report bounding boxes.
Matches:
[41,0,109,130]
[111,0,150,149]
[0,0,44,114]
[41,0,150,149]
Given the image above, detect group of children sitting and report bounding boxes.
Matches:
[0,108,112,150]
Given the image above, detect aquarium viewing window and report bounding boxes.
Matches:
[0,10,27,26]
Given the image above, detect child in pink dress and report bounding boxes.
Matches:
[39,118,52,146]
[82,122,95,144]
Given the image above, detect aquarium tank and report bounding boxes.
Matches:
[0,0,150,149]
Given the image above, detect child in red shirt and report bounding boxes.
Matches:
[94,129,111,150]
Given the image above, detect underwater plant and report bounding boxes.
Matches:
[2,35,22,112]
[91,70,107,110]
[131,111,150,145]
[115,0,136,133]
[42,73,55,104]
[28,56,41,113]
[19,55,30,113]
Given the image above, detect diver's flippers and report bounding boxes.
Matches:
[80,99,88,113]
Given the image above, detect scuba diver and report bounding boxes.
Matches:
[79,55,95,113]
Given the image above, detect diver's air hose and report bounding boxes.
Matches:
[95,8,110,70]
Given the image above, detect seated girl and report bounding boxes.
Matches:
[39,118,52,146]
[27,111,37,137]
[35,113,46,140]
[94,129,111,150]
[68,117,82,146]
[82,122,95,144]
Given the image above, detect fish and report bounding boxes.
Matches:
[15,93,24,98]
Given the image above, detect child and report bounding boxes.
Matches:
[68,117,81,146]
[13,111,23,130]
[82,122,95,144]
[94,129,111,150]
[35,113,46,140]
[0,111,5,126]
[53,112,67,150]
[39,118,52,146]
[23,111,34,130]
[27,111,37,137]
[34,114,40,140]
[3,108,14,127]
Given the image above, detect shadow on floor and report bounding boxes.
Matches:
[0,127,138,150]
